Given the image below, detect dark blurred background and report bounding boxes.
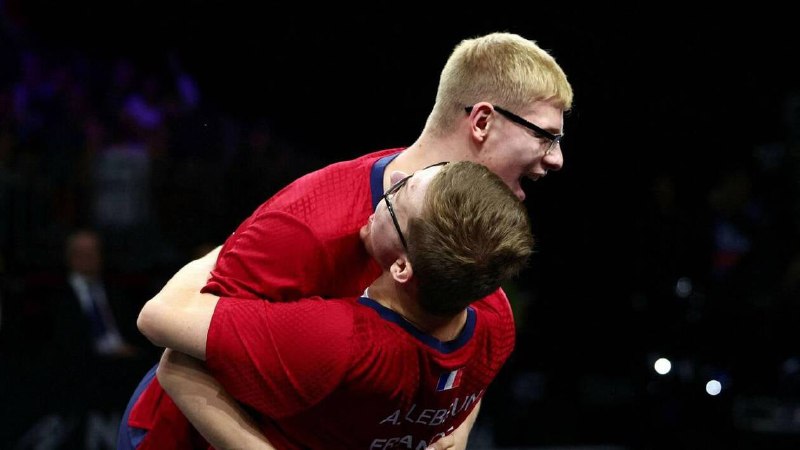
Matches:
[2,3,800,449]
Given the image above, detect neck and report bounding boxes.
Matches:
[367,274,467,342]
[386,131,475,188]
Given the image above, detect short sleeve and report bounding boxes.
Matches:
[205,297,354,418]
[202,210,333,301]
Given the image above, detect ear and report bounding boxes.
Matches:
[390,254,414,285]
[466,102,494,142]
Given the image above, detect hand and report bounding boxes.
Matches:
[427,433,455,450]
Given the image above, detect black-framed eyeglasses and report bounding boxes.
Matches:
[465,105,563,153]
[381,161,449,251]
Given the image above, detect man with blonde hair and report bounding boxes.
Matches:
[392,31,572,201]
[119,31,572,449]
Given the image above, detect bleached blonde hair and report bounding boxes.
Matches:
[426,32,573,135]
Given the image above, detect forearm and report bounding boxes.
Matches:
[138,298,214,358]
[137,247,221,358]
[158,349,276,450]
[451,400,480,450]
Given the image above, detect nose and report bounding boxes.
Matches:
[543,144,564,172]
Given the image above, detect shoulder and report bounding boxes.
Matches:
[216,210,328,275]
[328,148,404,168]
[472,288,516,357]
[271,148,402,198]
[281,297,356,337]
[219,297,357,342]
[246,148,402,225]
[472,288,514,322]
[209,297,359,375]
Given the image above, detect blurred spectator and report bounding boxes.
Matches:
[90,116,171,272]
[91,122,151,234]
[58,229,141,358]
[2,229,155,448]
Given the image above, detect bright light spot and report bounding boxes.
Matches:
[654,358,672,375]
[675,277,693,298]
[706,380,722,396]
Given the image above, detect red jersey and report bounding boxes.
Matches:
[128,148,402,448]
[205,291,516,449]
[203,147,405,300]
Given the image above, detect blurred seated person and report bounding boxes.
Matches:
[5,229,152,448]
[58,229,143,360]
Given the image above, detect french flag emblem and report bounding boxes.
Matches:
[436,369,463,392]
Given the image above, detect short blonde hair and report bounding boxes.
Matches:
[408,161,533,316]
[427,32,573,134]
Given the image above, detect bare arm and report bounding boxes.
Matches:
[158,349,276,450]
[137,247,221,359]
[139,247,473,450]
[139,247,275,449]
[450,400,480,450]
[420,400,479,450]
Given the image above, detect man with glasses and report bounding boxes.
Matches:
[138,161,533,449]
[119,31,572,449]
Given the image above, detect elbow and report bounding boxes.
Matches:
[137,300,167,347]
